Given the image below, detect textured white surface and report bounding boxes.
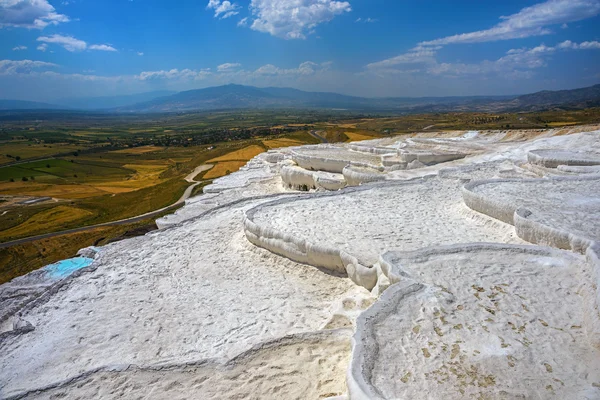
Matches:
[350,244,600,400]
[2,125,600,399]
[0,195,358,397]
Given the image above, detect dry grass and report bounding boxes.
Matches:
[0,206,93,241]
[262,138,304,149]
[207,145,265,162]
[203,161,247,179]
[0,182,109,199]
[92,163,169,193]
[111,146,165,154]
[546,121,579,127]
[344,131,378,142]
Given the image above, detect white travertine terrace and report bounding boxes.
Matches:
[528,149,600,168]
[244,176,525,289]
[462,175,600,252]
[349,244,600,399]
[291,145,386,173]
[2,125,600,399]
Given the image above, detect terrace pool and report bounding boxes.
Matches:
[44,257,94,279]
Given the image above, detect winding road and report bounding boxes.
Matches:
[0,164,214,249]
[309,130,329,143]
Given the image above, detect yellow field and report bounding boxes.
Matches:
[0,206,93,240]
[0,182,108,199]
[344,131,377,142]
[92,163,169,193]
[203,161,247,179]
[207,145,265,162]
[546,122,579,127]
[111,146,165,154]
[262,138,304,149]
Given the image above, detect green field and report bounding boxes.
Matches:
[0,159,133,182]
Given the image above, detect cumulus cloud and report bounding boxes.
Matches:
[367,40,600,79]
[12,45,27,50]
[237,16,248,27]
[137,68,212,81]
[254,61,323,75]
[37,34,118,52]
[37,34,86,51]
[0,59,57,74]
[427,45,556,78]
[0,0,70,29]
[248,0,352,39]
[206,0,240,19]
[420,0,600,46]
[558,39,600,49]
[88,44,117,52]
[217,62,241,72]
[136,61,329,83]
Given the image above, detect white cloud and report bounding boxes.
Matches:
[254,61,322,75]
[0,0,69,29]
[206,0,240,19]
[137,68,212,81]
[37,34,86,51]
[0,59,57,74]
[366,46,440,70]
[88,44,117,52]
[427,45,556,78]
[248,0,352,39]
[12,45,27,50]
[420,0,600,46]
[558,39,600,49]
[37,34,118,52]
[237,16,248,27]
[367,40,600,79]
[137,51,144,56]
[217,62,241,72]
[136,61,329,84]
[356,17,377,23]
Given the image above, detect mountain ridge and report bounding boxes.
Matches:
[2,83,599,113]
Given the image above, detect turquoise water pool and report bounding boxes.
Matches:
[44,257,94,279]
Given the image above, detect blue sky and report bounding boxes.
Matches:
[1,0,600,101]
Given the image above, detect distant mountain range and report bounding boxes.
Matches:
[0,99,66,110]
[1,84,599,113]
[55,90,176,110]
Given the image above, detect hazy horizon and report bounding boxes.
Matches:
[1,0,600,102]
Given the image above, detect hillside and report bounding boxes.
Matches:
[0,100,66,110]
[512,84,600,109]
[56,91,176,110]
[2,84,599,113]
[117,83,600,113]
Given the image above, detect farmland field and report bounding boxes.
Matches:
[1,107,599,280]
